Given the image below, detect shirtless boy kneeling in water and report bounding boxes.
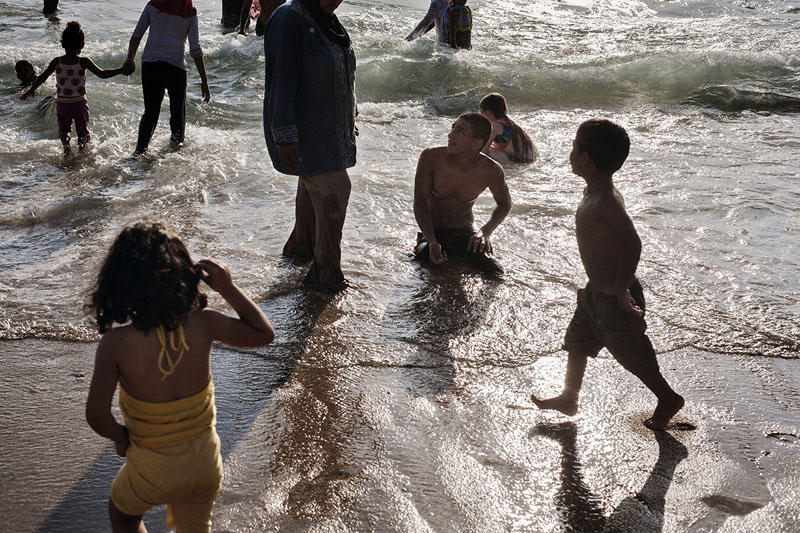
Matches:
[413,112,511,275]
[532,119,684,430]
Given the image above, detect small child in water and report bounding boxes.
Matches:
[15,60,37,87]
[85,222,275,532]
[479,93,538,165]
[20,21,129,155]
[444,0,472,49]
[531,119,684,430]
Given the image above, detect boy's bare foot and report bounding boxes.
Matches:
[644,393,685,430]
[531,393,579,416]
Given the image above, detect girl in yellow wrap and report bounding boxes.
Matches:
[85,222,275,532]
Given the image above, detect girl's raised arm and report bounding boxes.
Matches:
[196,259,275,348]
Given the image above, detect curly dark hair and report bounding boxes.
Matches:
[61,21,85,51]
[87,222,207,334]
[575,119,630,173]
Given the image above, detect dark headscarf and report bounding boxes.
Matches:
[148,0,197,18]
[300,0,351,48]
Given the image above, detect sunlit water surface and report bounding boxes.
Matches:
[1,0,799,531]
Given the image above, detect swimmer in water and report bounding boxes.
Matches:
[479,92,538,165]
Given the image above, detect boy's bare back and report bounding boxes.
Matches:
[575,184,641,296]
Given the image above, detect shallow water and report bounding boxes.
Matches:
[0,0,799,531]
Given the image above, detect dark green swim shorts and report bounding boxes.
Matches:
[562,279,659,378]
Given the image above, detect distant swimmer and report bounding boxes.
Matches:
[405,0,448,44]
[531,119,685,431]
[444,0,472,49]
[480,93,538,165]
[15,60,37,87]
[413,112,511,275]
[20,21,129,155]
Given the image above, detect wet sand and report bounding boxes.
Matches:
[2,306,799,532]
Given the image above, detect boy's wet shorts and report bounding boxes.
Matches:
[562,278,659,378]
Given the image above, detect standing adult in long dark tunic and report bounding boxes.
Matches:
[263,0,356,291]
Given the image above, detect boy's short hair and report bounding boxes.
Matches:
[458,112,492,148]
[61,21,85,50]
[576,119,630,172]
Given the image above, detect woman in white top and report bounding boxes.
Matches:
[124,0,210,154]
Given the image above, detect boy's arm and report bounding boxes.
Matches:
[80,58,124,79]
[196,259,275,348]
[602,197,643,316]
[470,164,511,253]
[85,336,129,456]
[20,57,59,100]
[413,149,446,264]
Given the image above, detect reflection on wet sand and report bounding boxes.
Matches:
[532,422,688,533]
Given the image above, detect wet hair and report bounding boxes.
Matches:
[479,93,535,162]
[61,21,85,51]
[86,222,207,334]
[457,112,492,148]
[575,119,630,172]
[15,60,34,73]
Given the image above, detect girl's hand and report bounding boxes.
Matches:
[20,88,35,101]
[115,428,130,457]
[201,80,210,103]
[196,259,234,296]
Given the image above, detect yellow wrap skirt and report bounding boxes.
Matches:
[110,380,223,532]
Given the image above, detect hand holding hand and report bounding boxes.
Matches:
[197,259,234,296]
[122,58,135,76]
[279,144,302,172]
[617,288,644,318]
[468,230,492,255]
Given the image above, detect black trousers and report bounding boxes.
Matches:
[136,61,187,152]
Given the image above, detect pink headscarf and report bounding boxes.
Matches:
[148,0,197,17]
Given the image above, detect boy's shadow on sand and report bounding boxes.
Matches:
[531,422,688,533]
[39,288,337,532]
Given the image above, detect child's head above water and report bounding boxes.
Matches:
[479,93,508,120]
[61,21,85,53]
[575,119,630,173]
[15,60,36,85]
[88,222,208,334]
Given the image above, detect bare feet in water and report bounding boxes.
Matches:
[530,393,579,416]
[644,393,685,430]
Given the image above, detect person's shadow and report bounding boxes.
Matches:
[39,288,336,532]
[403,265,501,397]
[531,422,688,533]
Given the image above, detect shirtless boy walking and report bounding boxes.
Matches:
[413,112,511,274]
[532,119,684,430]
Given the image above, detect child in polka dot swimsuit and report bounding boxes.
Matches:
[21,21,130,155]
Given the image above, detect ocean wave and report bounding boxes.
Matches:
[685,85,800,113]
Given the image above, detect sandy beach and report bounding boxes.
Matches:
[2,318,798,531]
